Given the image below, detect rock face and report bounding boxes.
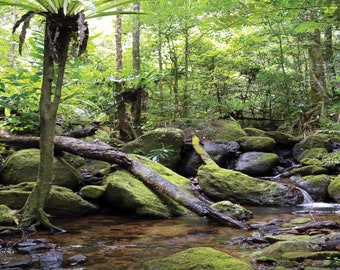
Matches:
[235,152,279,176]
[1,149,83,190]
[142,247,252,270]
[0,182,97,216]
[198,165,300,206]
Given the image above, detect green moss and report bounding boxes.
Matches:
[211,201,253,220]
[80,185,106,199]
[328,175,340,202]
[243,127,266,136]
[209,120,247,141]
[321,152,340,170]
[142,247,252,270]
[291,165,328,175]
[237,136,276,151]
[265,131,300,146]
[104,169,184,217]
[297,147,329,161]
[198,164,298,206]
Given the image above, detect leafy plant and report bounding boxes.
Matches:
[146,145,174,163]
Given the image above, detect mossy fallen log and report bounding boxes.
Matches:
[0,135,246,229]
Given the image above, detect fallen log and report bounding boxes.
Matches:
[0,135,246,229]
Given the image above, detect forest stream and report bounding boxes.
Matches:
[1,201,339,269]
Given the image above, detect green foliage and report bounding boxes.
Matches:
[146,146,174,163]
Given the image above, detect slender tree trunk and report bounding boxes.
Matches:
[19,16,72,232]
[115,7,123,75]
[182,27,190,118]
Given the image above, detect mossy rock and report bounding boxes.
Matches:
[297,148,329,162]
[237,136,276,152]
[198,165,299,206]
[79,160,112,177]
[291,165,328,176]
[142,247,252,270]
[1,149,83,190]
[321,152,340,172]
[297,174,332,201]
[0,182,98,217]
[243,127,266,136]
[122,128,184,169]
[299,158,323,166]
[0,204,16,225]
[264,131,300,146]
[103,169,184,218]
[80,185,106,200]
[293,134,333,159]
[210,201,252,221]
[328,175,340,203]
[208,120,247,141]
[235,152,279,176]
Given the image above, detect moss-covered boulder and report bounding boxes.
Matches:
[235,152,279,176]
[291,165,328,176]
[122,128,184,169]
[296,147,329,162]
[0,182,97,217]
[292,134,333,160]
[264,131,300,146]
[321,152,340,172]
[0,204,16,225]
[208,120,247,141]
[210,201,252,221]
[328,175,340,203]
[237,136,276,152]
[1,149,83,190]
[296,174,332,201]
[198,165,299,206]
[80,185,106,200]
[142,247,252,270]
[103,169,184,218]
[243,127,266,136]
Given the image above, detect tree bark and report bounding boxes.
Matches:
[0,135,246,229]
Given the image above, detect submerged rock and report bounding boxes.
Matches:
[198,165,299,206]
[142,247,252,270]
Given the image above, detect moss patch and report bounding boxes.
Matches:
[142,247,252,270]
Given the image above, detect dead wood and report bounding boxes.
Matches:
[0,135,246,229]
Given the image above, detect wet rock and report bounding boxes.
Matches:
[296,174,332,201]
[210,200,253,221]
[198,165,299,206]
[142,247,253,270]
[122,128,184,169]
[235,152,279,176]
[0,182,98,217]
[67,254,87,266]
[38,251,63,270]
[0,259,33,269]
[15,239,56,254]
[1,148,83,190]
[237,136,276,152]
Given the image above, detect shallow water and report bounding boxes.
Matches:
[1,207,340,269]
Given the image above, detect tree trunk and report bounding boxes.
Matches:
[19,15,74,232]
[0,135,246,229]
[115,7,123,76]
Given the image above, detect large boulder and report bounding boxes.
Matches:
[198,165,300,206]
[321,152,340,173]
[1,149,83,190]
[0,182,97,217]
[265,131,300,146]
[235,152,279,176]
[103,169,184,218]
[208,120,247,141]
[237,136,276,152]
[142,247,252,270]
[122,128,184,169]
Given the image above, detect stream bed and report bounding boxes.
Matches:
[1,205,339,269]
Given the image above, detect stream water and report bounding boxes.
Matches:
[1,205,340,269]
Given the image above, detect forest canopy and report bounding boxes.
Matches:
[0,0,339,135]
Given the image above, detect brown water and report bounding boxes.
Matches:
[1,207,339,269]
